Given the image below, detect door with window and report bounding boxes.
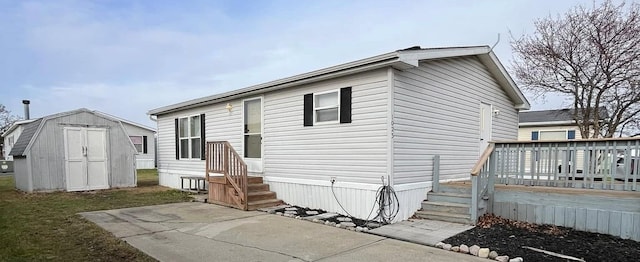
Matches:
[243,98,262,172]
[479,103,493,155]
[64,127,109,191]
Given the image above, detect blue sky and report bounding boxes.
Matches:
[0,0,609,127]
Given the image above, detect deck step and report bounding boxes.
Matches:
[248,183,270,192]
[248,198,284,210]
[427,192,472,205]
[248,191,277,201]
[421,201,470,215]
[437,183,472,194]
[414,210,472,224]
[248,176,263,184]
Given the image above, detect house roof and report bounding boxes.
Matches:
[148,45,531,115]
[519,108,609,127]
[9,108,137,157]
[92,110,156,132]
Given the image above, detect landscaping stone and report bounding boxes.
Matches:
[283,213,294,218]
[305,210,319,215]
[337,217,352,222]
[459,244,469,254]
[451,246,460,252]
[489,250,498,259]
[285,207,297,211]
[443,244,452,251]
[355,226,363,232]
[469,245,480,256]
[335,224,342,228]
[495,256,509,262]
[324,221,331,225]
[284,210,297,215]
[508,258,523,262]
[276,212,283,215]
[478,248,490,258]
[435,242,445,249]
[329,222,336,226]
[366,222,382,228]
[316,213,339,219]
[348,227,355,231]
[340,222,356,228]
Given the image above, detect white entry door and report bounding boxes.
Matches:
[243,97,263,172]
[479,103,493,155]
[64,127,109,191]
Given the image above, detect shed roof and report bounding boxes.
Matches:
[148,45,531,115]
[9,108,138,157]
[9,119,42,156]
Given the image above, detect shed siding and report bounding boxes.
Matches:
[393,57,518,185]
[263,69,389,184]
[156,100,243,188]
[13,157,30,192]
[122,123,156,169]
[28,111,136,191]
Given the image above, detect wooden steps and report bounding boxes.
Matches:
[414,183,473,224]
[246,176,282,210]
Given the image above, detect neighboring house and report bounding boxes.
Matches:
[2,119,38,161]
[518,108,583,141]
[148,46,530,221]
[94,111,157,169]
[518,108,610,174]
[10,108,137,192]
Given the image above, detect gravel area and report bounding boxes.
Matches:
[444,214,640,261]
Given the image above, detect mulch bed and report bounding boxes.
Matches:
[444,214,640,261]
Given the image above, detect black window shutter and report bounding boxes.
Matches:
[200,114,206,160]
[303,93,313,126]
[340,87,352,123]
[174,118,179,160]
[143,136,148,154]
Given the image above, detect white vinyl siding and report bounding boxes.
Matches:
[393,56,519,184]
[156,100,242,184]
[263,69,389,184]
[518,126,583,141]
[121,123,156,169]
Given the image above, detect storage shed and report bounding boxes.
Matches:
[10,108,137,192]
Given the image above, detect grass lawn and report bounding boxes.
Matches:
[0,169,193,261]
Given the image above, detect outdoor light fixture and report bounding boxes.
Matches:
[493,109,500,117]
[225,103,233,112]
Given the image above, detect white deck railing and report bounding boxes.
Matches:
[470,137,640,223]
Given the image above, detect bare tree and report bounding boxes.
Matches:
[0,104,21,135]
[511,0,640,138]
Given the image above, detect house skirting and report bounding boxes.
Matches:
[158,169,206,189]
[264,176,430,222]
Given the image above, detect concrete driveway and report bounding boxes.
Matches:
[81,202,485,262]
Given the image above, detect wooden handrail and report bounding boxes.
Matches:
[206,141,249,210]
[471,143,495,176]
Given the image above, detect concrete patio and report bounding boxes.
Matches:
[81,202,484,262]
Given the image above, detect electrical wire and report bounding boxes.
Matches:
[331,176,400,225]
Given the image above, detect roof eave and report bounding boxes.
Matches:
[478,52,531,110]
[148,53,405,115]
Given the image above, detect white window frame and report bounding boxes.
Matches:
[129,135,144,153]
[313,89,340,124]
[178,114,202,160]
[537,129,570,140]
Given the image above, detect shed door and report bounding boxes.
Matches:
[479,103,492,155]
[64,127,109,191]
